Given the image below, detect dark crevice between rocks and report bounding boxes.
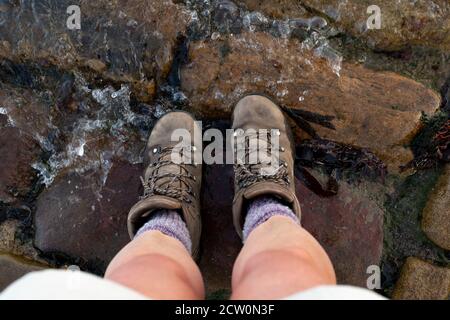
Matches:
[441,76,450,113]
[148,6,208,111]
[0,60,65,91]
[167,35,190,89]
[296,1,335,25]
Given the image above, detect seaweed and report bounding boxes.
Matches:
[296,139,387,182]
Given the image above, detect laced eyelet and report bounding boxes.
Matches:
[152,146,161,154]
[140,145,199,204]
[233,130,290,189]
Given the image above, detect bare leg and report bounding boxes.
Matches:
[231,216,336,300]
[105,231,204,300]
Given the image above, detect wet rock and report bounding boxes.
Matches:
[34,160,143,270]
[213,0,242,34]
[240,0,309,20]
[296,176,383,286]
[283,0,450,51]
[0,127,40,203]
[238,0,450,53]
[181,32,441,170]
[421,165,450,250]
[0,0,191,102]
[0,254,48,292]
[32,84,150,188]
[0,85,57,202]
[0,86,54,139]
[392,257,450,300]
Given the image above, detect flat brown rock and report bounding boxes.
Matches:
[181,32,440,170]
[296,177,384,286]
[0,254,47,292]
[421,165,450,250]
[393,257,450,300]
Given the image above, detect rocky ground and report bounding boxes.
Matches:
[0,0,449,299]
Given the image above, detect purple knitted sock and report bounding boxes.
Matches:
[135,210,192,254]
[243,196,300,241]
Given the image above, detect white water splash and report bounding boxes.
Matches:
[302,30,342,77]
[0,107,15,126]
[33,84,151,187]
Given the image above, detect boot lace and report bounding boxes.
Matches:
[140,146,196,203]
[234,130,290,189]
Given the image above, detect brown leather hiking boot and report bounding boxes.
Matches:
[128,112,202,258]
[231,95,301,238]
